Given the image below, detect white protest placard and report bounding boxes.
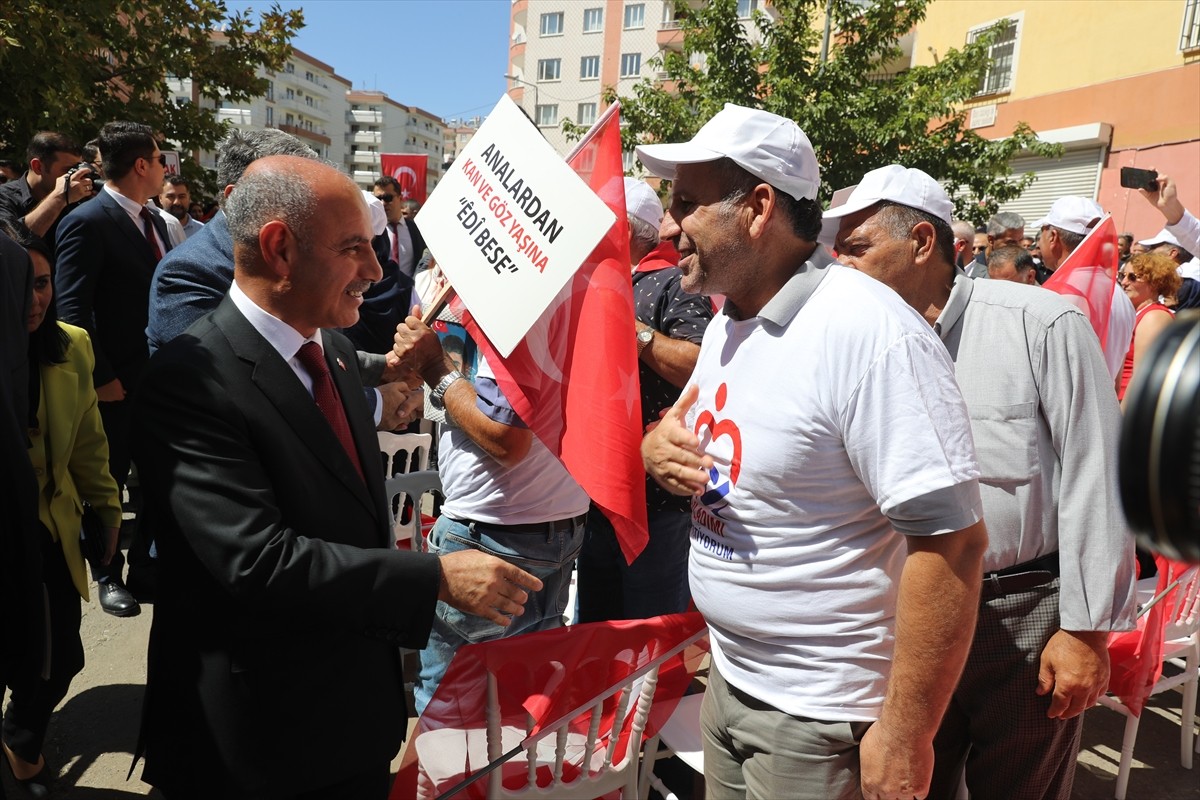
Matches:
[160,151,182,176]
[415,94,616,357]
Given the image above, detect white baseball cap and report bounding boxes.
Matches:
[362,190,387,236]
[822,165,954,225]
[1138,228,1182,248]
[1032,196,1104,236]
[635,103,820,201]
[624,178,663,229]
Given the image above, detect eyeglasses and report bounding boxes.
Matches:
[972,245,988,253]
[376,193,395,203]
[146,154,167,167]
[1117,271,1143,283]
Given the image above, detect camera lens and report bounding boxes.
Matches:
[1119,310,1200,563]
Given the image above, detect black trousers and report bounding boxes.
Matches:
[2,527,84,762]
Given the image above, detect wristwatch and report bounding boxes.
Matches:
[429,370,466,410]
[636,326,654,355]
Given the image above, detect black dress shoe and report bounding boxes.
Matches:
[98,580,141,617]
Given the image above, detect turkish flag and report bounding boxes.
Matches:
[381,154,428,203]
[1043,215,1118,352]
[1106,555,1197,716]
[390,613,709,799]
[453,103,650,564]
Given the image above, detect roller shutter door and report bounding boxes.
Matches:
[997,147,1104,236]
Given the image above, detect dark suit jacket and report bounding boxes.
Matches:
[145,209,233,355]
[346,218,422,355]
[132,296,441,797]
[55,190,172,389]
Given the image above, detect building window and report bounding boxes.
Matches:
[624,3,645,29]
[265,106,273,126]
[537,58,562,81]
[620,52,642,78]
[1183,0,1200,50]
[286,88,295,100]
[305,96,315,107]
[536,104,559,126]
[968,17,1019,95]
[285,113,295,125]
[285,62,294,74]
[737,0,758,17]
[622,150,636,172]
[265,81,274,101]
[583,7,604,32]
[580,55,600,80]
[540,11,564,36]
[577,102,597,126]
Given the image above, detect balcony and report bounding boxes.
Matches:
[350,150,380,165]
[351,109,383,125]
[277,122,331,146]
[350,130,382,145]
[352,169,378,184]
[216,107,253,126]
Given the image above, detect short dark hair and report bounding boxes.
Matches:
[988,244,1035,275]
[1052,226,1085,252]
[374,176,400,193]
[875,202,957,267]
[163,174,190,192]
[26,131,81,166]
[98,121,157,180]
[215,129,317,203]
[710,157,822,242]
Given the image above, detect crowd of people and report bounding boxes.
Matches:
[0,104,1196,800]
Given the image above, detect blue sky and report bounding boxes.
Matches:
[228,0,512,122]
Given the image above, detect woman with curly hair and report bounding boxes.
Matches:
[1116,251,1181,403]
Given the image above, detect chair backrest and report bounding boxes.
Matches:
[378,431,432,477]
[384,470,442,549]
[1164,566,1200,641]
[484,627,707,799]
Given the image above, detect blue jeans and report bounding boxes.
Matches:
[576,505,692,623]
[414,514,584,715]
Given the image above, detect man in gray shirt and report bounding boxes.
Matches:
[825,165,1136,800]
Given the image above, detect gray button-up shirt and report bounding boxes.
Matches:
[935,273,1136,631]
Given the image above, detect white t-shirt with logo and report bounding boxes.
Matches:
[686,259,982,722]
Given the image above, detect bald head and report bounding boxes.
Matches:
[226,156,380,336]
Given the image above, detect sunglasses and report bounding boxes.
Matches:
[1117,271,1142,283]
[145,154,167,167]
[376,193,395,203]
[972,245,988,253]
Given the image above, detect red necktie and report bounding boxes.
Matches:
[138,207,163,262]
[296,341,364,482]
[390,222,400,264]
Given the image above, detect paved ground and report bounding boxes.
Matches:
[3,592,1196,799]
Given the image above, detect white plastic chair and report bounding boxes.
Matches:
[377,430,431,477]
[407,620,708,800]
[384,470,442,550]
[639,692,705,800]
[1095,564,1200,800]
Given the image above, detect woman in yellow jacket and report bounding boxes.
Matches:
[1,234,122,797]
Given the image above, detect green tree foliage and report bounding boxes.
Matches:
[606,0,1061,222]
[0,0,303,193]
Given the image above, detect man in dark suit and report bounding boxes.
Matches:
[131,155,540,799]
[55,121,171,617]
[372,175,426,280]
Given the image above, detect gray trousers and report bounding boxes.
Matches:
[928,578,1082,800]
[701,663,871,800]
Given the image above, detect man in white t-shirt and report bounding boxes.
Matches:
[637,104,988,800]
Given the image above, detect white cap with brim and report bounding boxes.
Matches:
[624,178,663,229]
[1032,196,1104,236]
[1138,228,1182,248]
[819,165,954,247]
[362,190,387,236]
[635,103,820,202]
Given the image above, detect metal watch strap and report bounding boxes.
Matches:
[430,370,466,409]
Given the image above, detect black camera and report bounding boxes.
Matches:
[1119,310,1199,563]
[63,162,104,201]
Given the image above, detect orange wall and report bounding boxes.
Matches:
[977,63,1200,152]
[1100,141,1200,241]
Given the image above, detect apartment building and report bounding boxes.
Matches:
[912,0,1200,236]
[183,46,352,174]
[507,0,769,159]
[346,91,446,195]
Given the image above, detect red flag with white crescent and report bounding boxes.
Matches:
[380,154,428,203]
[451,103,650,565]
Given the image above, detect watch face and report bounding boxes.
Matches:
[638,328,653,343]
